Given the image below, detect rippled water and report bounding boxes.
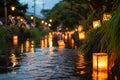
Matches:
[0,46,90,80]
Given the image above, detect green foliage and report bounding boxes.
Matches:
[28,28,49,41]
[0,26,10,43]
[79,28,103,60]
[101,5,120,59]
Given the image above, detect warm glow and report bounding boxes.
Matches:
[44,36,48,48]
[21,44,24,53]
[11,6,16,11]
[79,32,85,40]
[64,34,68,42]
[93,20,101,29]
[30,41,34,53]
[62,34,65,40]
[10,54,18,68]
[40,39,44,48]
[78,25,83,32]
[48,24,51,27]
[58,40,65,48]
[30,16,34,20]
[13,35,18,45]
[71,38,75,48]
[41,20,44,24]
[103,13,112,21]
[92,53,108,80]
[49,19,52,22]
[25,39,30,52]
[20,18,23,22]
[48,33,53,48]
[45,22,47,25]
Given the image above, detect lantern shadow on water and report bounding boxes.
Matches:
[92,53,108,80]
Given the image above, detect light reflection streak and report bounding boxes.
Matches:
[30,41,35,53]
[25,39,30,52]
[76,52,86,75]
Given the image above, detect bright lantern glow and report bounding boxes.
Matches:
[103,13,112,21]
[78,25,83,32]
[11,6,16,11]
[30,16,34,20]
[92,53,108,80]
[13,35,18,45]
[93,20,101,29]
[79,32,85,40]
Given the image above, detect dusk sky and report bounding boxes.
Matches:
[19,0,60,17]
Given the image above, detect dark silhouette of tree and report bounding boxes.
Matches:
[0,0,28,17]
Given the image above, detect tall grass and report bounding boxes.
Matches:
[101,5,120,60]
[79,28,103,60]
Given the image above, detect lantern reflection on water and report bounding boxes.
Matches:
[92,53,108,80]
[58,40,65,48]
[25,39,30,52]
[76,52,86,75]
[30,41,34,53]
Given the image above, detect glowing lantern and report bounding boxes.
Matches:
[79,32,85,40]
[30,16,34,20]
[13,35,18,45]
[49,19,52,22]
[92,53,108,80]
[93,20,101,29]
[78,25,83,32]
[103,13,112,22]
[11,6,16,11]
[41,20,44,24]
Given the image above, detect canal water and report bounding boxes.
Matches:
[0,33,92,80]
[0,45,90,80]
[0,32,114,80]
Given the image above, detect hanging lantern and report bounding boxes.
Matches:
[93,20,101,29]
[92,53,108,80]
[11,6,16,11]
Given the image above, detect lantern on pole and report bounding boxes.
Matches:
[92,53,108,80]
